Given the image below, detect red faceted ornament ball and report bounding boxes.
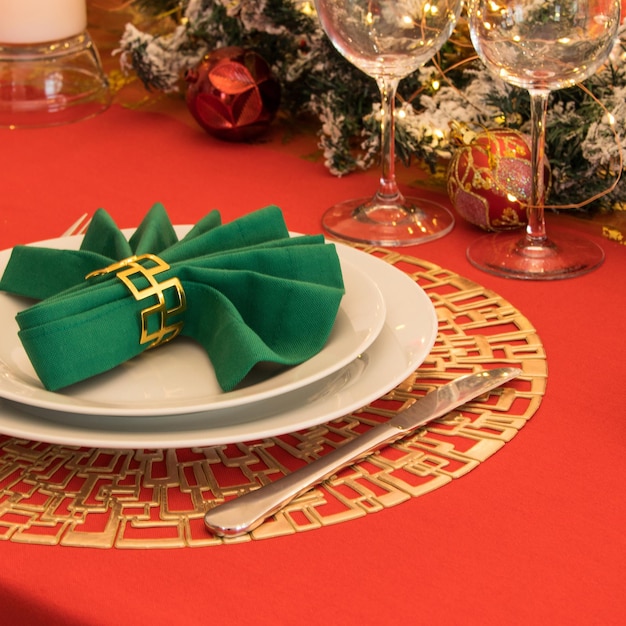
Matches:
[185,47,281,142]
[447,128,550,231]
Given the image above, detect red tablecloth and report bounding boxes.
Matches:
[0,104,624,625]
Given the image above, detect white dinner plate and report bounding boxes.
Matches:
[0,230,386,416]
[0,243,438,448]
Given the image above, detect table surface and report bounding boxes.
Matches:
[0,91,624,625]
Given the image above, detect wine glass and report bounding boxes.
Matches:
[466,0,620,279]
[314,0,463,246]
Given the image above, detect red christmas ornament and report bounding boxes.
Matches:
[447,127,550,232]
[185,47,281,142]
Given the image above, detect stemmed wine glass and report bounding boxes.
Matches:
[314,0,463,246]
[466,0,621,279]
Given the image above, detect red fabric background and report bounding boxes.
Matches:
[0,105,624,624]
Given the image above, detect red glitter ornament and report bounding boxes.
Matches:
[185,47,281,142]
[447,127,551,232]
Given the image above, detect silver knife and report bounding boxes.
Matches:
[204,366,522,537]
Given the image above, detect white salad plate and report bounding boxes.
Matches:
[0,242,438,448]
[0,230,386,416]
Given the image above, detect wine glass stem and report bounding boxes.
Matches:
[527,90,549,245]
[375,77,402,203]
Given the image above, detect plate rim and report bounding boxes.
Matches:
[0,242,438,447]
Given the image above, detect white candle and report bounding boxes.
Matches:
[0,0,87,44]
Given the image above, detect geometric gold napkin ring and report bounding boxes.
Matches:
[85,254,187,349]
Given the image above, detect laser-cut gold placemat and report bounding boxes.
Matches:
[0,250,546,548]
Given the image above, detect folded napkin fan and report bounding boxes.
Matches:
[0,204,345,392]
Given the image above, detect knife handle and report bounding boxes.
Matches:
[204,421,401,537]
[205,367,522,537]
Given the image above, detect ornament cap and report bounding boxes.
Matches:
[449,121,477,147]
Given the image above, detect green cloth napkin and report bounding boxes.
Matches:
[0,204,345,392]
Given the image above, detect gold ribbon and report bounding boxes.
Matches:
[86,254,187,349]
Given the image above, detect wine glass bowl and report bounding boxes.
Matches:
[314,0,463,246]
[466,0,621,279]
[471,2,619,92]
[318,1,461,78]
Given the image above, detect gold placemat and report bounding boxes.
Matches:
[0,250,546,548]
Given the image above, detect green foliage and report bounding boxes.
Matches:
[120,1,626,211]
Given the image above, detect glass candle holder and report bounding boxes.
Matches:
[0,0,110,128]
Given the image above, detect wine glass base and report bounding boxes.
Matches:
[467,228,604,280]
[322,196,454,246]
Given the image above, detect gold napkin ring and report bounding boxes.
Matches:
[86,254,187,349]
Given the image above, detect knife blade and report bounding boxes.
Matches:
[204,366,522,537]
